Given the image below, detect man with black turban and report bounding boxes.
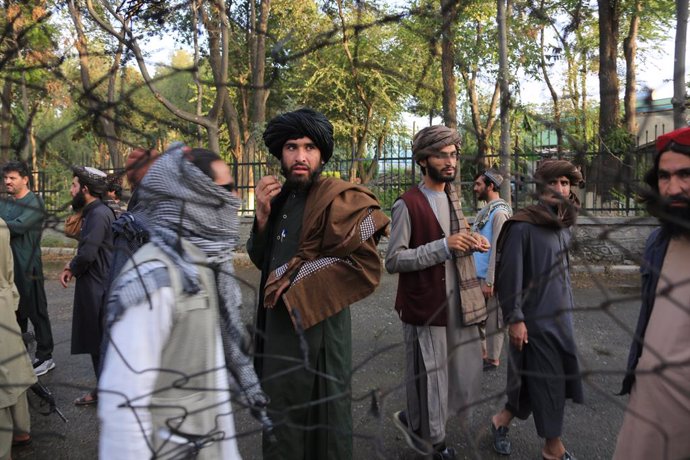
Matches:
[386,125,489,459]
[60,166,115,406]
[614,127,690,459]
[489,159,584,460]
[248,108,389,460]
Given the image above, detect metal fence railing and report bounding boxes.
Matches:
[32,148,656,218]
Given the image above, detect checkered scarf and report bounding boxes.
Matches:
[107,143,267,409]
[445,183,487,325]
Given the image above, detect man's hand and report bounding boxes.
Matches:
[508,321,528,351]
[255,176,283,232]
[481,280,494,298]
[475,234,491,253]
[60,266,73,288]
[447,232,490,253]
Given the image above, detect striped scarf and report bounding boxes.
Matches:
[445,183,487,326]
[107,144,267,410]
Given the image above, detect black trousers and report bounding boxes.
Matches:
[16,277,54,361]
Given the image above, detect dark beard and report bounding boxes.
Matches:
[71,191,86,211]
[647,194,690,237]
[281,164,322,192]
[427,164,456,183]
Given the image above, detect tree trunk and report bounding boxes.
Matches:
[623,0,641,135]
[674,0,688,129]
[540,25,563,156]
[68,0,122,169]
[497,0,512,201]
[0,78,12,161]
[597,0,621,145]
[441,0,458,129]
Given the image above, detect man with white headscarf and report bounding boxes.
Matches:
[99,145,265,459]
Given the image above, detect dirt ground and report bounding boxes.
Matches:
[13,258,642,460]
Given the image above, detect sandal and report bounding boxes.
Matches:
[12,434,32,447]
[74,390,98,406]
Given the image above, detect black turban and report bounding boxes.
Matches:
[534,159,583,189]
[411,125,462,164]
[263,108,334,163]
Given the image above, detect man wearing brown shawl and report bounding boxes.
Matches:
[386,125,490,459]
[489,159,584,460]
[247,108,389,460]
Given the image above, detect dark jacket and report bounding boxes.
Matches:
[70,199,115,355]
[619,227,670,395]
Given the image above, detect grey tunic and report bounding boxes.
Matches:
[496,221,583,439]
[386,185,481,444]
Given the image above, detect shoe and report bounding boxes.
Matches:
[543,449,577,460]
[392,410,433,455]
[491,422,511,455]
[12,434,31,447]
[432,443,457,460]
[483,359,498,371]
[74,391,98,406]
[33,358,56,376]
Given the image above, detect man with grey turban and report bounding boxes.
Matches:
[490,159,584,460]
[248,108,389,460]
[99,145,260,459]
[386,125,489,459]
[60,166,115,406]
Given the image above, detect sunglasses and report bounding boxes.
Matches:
[221,183,236,193]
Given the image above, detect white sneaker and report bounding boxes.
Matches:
[33,358,55,376]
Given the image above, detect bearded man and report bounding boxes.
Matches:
[386,125,489,459]
[59,166,114,406]
[489,159,584,460]
[247,108,389,460]
[0,160,54,376]
[614,127,690,460]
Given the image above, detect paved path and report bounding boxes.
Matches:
[14,261,641,459]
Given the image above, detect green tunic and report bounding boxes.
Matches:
[0,191,53,360]
[248,189,353,460]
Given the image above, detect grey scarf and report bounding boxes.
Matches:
[107,144,268,413]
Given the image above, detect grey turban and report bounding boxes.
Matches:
[411,125,462,164]
[263,108,334,162]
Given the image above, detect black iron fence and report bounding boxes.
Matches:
[33,147,656,218]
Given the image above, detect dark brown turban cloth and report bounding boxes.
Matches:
[72,166,108,197]
[263,108,334,162]
[534,159,583,188]
[411,125,462,164]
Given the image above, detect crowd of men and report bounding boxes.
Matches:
[0,110,688,460]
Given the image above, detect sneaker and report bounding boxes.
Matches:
[33,358,55,376]
[391,410,433,455]
[434,446,457,460]
[490,421,511,455]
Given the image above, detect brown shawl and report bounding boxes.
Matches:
[263,178,390,330]
[445,184,487,325]
[496,192,580,256]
